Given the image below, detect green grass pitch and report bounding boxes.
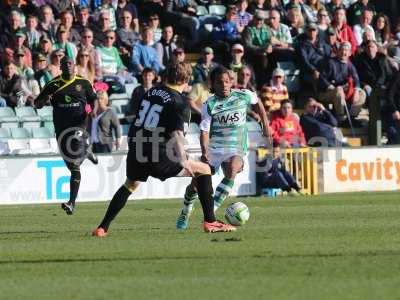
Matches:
[1,192,400,300]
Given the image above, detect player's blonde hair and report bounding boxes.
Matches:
[165,62,192,85]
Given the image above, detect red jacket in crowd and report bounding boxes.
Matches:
[270,112,306,147]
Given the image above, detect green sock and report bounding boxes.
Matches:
[213,178,234,211]
[182,185,197,214]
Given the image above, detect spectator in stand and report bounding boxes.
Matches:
[165,0,200,48]
[300,98,340,146]
[34,53,52,90]
[38,5,57,43]
[72,6,91,36]
[374,13,392,47]
[47,49,64,79]
[303,0,326,24]
[126,68,156,119]
[318,41,366,124]
[235,65,256,91]
[26,15,41,51]
[266,9,295,69]
[116,0,139,31]
[386,72,400,144]
[235,0,253,30]
[248,0,268,15]
[97,30,133,84]
[92,10,113,47]
[261,146,302,195]
[90,91,121,153]
[116,9,140,67]
[325,0,345,18]
[353,8,375,46]
[1,10,24,50]
[317,8,331,40]
[331,7,357,55]
[172,47,186,63]
[9,30,33,67]
[147,13,162,45]
[243,10,271,85]
[0,63,23,108]
[270,99,306,148]
[325,26,339,57]
[260,67,289,113]
[155,25,177,69]
[35,35,53,61]
[354,40,393,98]
[59,10,80,44]
[76,48,96,84]
[286,5,305,42]
[348,0,375,26]
[297,23,331,88]
[212,5,242,46]
[131,27,163,77]
[53,25,78,62]
[98,0,117,30]
[192,47,219,84]
[228,43,246,74]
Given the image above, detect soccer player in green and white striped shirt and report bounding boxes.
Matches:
[177,66,271,230]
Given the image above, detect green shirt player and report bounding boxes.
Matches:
[35,56,99,215]
[177,66,271,230]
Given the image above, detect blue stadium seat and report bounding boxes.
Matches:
[43,121,55,136]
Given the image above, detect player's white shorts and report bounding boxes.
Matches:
[209,150,246,171]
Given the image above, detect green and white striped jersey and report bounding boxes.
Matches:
[199,89,258,153]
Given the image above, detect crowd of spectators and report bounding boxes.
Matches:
[0,0,400,148]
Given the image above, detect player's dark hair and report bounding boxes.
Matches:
[209,66,230,93]
[165,62,192,85]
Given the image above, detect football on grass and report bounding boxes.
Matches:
[225,202,250,226]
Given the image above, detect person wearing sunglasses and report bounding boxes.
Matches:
[147,13,162,45]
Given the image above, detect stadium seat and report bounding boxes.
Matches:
[29,138,53,154]
[125,83,140,98]
[208,5,226,16]
[43,121,55,136]
[0,107,19,128]
[111,99,129,116]
[109,93,129,101]
[36,106,53,122]
[31,127,54,138]
[196,5,208,16]
[188,123,200,134]
[0,128,10,140]
[15,107,41,128]
[11,127,31,139]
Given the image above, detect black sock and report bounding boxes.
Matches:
[195,175,216,223]
[99,185,132,231]
[69,169,81,206]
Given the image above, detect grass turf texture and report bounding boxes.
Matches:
[1,192,400,300]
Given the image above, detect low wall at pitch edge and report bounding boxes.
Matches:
[0,150,257,205]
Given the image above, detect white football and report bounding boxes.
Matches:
[225,202,250,226]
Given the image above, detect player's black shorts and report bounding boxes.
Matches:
[56,127,88,168]
[126,145,183,182]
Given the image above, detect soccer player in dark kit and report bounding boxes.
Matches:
[92,62,236,237]
[35,56,98,215]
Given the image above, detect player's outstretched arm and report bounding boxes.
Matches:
[253,99,272,141]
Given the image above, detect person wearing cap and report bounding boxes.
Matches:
[297,22,331,87]
[131,27,163,76]
[260,67,289,113]
[3,29,33,68]
[228,43,246,73]
[155,25,177,69]
[192,47,220,84]
[317,41,366,125]
[35,35,53,59]
[325,26,340,57]
[53,25,78,62]
[331,7,357,55]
